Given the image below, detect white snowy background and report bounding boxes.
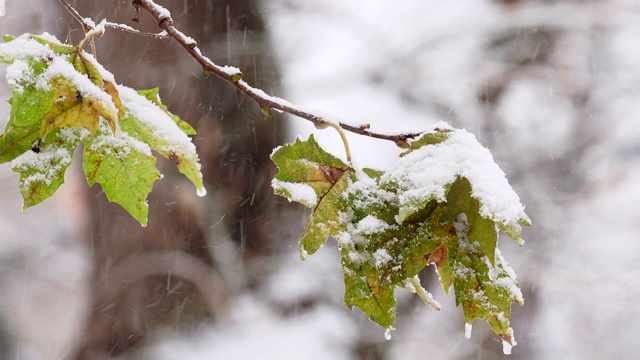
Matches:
[1,0,640,359]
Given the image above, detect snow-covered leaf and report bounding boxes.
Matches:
[83,122,160,226]
[0,33,204,224]
[11,128,84,209]
[271,127,529,348]
[271,134,353,258]
[118,85,205,197]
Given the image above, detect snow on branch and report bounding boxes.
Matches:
[59,0,423,147]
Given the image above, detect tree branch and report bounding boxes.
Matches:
[134,0,424,146]
[58,0,424,146]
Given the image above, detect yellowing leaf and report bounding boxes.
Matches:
[0,33,204,226]
[270,135,353,258]
[39,77,118,138]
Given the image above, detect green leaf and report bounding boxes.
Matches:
[0,33,205,226]
[403,129,450,155]
[270,134,352,257]
[300,169,352,258]
[362,167,384,180]
[29,34,76,55]
[0,59,53,163]
[273,128,530,349]
[136,88,196,135]
[12,128,84,209]
[71,51,104,88]
[83,122,161,226]
[117,85,205,197]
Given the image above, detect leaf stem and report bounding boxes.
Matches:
[77,27,104,52]
[325,122,352,164]
[409,276,441,311]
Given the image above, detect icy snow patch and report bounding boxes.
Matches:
[12,147,71,186]
[271,179,317,207]
[0,34,55,62]
[464,323,472,339]
[381,123,528,227]
[373,248,393,268]
[355,215,390,235]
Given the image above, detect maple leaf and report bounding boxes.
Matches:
[0,33,204,224]
[270,134,353,258]
[117,86,205,197]
[423,177,523,344]
[83,122,161,226]
[39,76,118,138]
[137,87,196,135]
[12,128,85,209]
[0,60,53,163]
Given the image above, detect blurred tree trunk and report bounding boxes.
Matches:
[70,1,285,358]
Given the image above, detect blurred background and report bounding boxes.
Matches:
[1,0,639,359]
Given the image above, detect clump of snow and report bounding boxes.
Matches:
[88,121,152,157]
[384,326,395,340]
[149,0,172,20]
[271,179,317,207]
[12,147,72,186]
[379,123,528,229]
[196,186,207,197]
[372,248,392,268]
[502,340,513,355]
[5,59,30,93]
[0,0,5,17]
[0,34,55,62]
[464,322,473,339]
[355,215,391,235]
[502,328,517,355]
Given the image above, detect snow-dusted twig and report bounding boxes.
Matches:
[57,0,168,39]
[131,0,423,146]
[58,0,424,146]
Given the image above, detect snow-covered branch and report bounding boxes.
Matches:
[104,0,423,146]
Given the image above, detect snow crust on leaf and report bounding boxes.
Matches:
[116,85,205,196]
[271,123,528,348]
[39,57,118,120]
[272,178,317,207]
[0,34,55,63]
[83,122,161,226]
[382,123,529,239]
[10,128,87,209]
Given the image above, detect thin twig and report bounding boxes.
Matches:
[57,0,92,32]
[56,0,425,146]
[102,21,169,39]
[134,0,424,146]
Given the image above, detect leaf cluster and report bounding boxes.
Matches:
[271,130,530,347]
[0,34,204,225]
